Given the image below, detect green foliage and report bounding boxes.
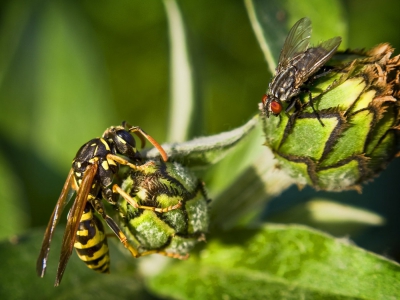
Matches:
[1,0,400,299]
[149,225,400,299]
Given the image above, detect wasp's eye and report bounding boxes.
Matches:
[113,130,141,160]
[116,130,136,147]
[262,94,268,105]
[270,101,282,114]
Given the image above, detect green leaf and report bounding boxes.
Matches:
[0,0,31,89]
[32,1,116,171]
[268,199,385,236]
[143,115,259,169]
[245,0,346,73]
[163,0,198,142]
[0,229,156,300]
[0,150,29,239]
[207,126,294,229]
[149,224,400,300]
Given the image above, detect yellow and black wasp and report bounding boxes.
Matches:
[36,122,168,286]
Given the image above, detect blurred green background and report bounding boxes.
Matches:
[0,0,399,261]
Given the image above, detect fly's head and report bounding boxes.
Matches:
[261,93,283,117]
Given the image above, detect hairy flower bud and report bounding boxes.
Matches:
[261,44,400,191]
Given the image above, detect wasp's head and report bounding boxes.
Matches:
[103,126,142,162]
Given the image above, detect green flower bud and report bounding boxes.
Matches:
[261,44,400,191]
[117,161,209,257]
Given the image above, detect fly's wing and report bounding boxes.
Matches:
[294,36,342,86]
[276,17,312,72]
[54,163,98,286]
[36,169,75,278]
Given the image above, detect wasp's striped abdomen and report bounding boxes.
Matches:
[74,204,110,273]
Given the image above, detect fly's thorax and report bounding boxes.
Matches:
[116,161,209,255]
[269,65,298,102]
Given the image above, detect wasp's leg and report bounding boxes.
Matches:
[105,234,189,260]
[112,184,182,213]
[96,158,118,205]
[107,154,156,171]
[135,249,189,260]
[101,187,117,205]
[89,198,141,258]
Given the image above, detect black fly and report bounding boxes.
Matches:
[260,17,341,120]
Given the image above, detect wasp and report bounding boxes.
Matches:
[36,122,169,286]
[260,17,341,121]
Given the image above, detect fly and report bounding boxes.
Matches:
[260,17,341,121]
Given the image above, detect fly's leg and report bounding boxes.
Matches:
[310,66,334,81]
[306,90,324,127]
[299,88,325,127]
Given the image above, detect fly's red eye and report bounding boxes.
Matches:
[270,101,282,114]
[262,94,268,105]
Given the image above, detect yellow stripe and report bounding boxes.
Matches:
[89,262,110,273]
[75,222,106,249]
[76,243,109,261]
[76,229,89,236]
[100,138,110,151]
[107,158,117,166]
[80,211,93,222]
[86,254,110,269]
[74,230,106,249]
[102,160,109,171]
[116,135,127,144]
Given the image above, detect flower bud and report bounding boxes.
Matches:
[261,44,400,191]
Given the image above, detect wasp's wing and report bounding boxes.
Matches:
[294,36,342,86]
[54,163,98,286]
[277,17,312,72]
[36,169,75,278]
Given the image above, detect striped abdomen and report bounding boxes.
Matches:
[74,203,110,273]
